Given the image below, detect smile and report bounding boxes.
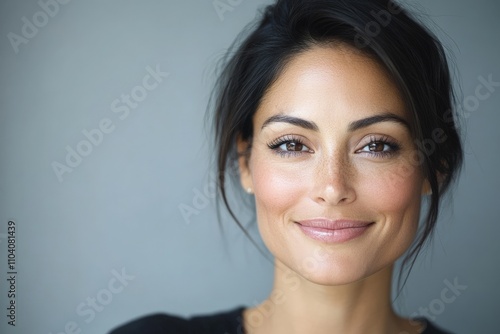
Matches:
[295,219,374,243]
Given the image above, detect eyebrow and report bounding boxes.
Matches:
[260,112,410,132]
[348,112,411,132]
[261,114,319,131]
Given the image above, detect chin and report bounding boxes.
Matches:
[277,237,406,287]
[296,260,381,286]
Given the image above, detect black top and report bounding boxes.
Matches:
[109,306,452,334]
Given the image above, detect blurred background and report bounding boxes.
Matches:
[0,0,499,333]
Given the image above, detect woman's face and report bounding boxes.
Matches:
[238,44,428,285]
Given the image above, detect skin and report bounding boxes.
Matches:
[237,44,430,334]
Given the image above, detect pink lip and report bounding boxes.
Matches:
[296,219,374,243]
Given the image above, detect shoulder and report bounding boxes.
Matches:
[108,306,245,334]
[108,313,189,334]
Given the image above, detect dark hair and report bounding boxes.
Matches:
[209,0,463,294]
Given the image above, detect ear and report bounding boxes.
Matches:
[421,179,432,196]
[236,135,254,193]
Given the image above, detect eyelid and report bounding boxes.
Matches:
[267,133,401,158]
[267,134,313,157]
[355,134,399,147]
[267,134,310,148]
[354,134,401,158]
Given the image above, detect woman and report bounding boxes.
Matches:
[110,0,462,333]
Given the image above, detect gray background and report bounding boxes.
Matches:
[0,0,498,333]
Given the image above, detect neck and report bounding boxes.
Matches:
[244,261,415,334]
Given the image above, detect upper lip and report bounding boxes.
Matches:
[296,219,373,230]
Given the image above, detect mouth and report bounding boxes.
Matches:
[295,219,374,243]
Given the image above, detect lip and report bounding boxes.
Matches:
[296,219,374,243]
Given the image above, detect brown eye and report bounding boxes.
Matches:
[268,136,312,157]
[286,142,304,151]
[368,142,385,152]
[356,137,400,159]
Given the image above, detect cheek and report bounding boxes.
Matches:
[361,161,424,250]
[250,156,310,248]
[360,155,424,211]
[366,171,421,214]
[252,159,304,214]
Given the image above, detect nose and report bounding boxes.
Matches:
[313,151,356,206]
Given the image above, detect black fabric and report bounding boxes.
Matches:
[418,318,453,334]
[108,306,452,334]
[109,307,245,334]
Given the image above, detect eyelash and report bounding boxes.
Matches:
[266,135,401,158]
[267,135,311,158]
[357,135,401,158]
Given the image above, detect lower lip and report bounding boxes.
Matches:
[296,223,373,243]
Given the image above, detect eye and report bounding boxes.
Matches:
[267,135,312,157]
[280,141,309,152]
[366,142,390,152]
[356,136,401,158]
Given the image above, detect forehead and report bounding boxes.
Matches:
[255,44,407,129]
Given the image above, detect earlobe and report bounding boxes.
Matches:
[422,172,445,196]
[422,171,447,196]
[236,136,253,193]
[421,180,432,196]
